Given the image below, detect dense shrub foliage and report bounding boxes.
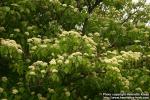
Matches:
[0,0,150,100]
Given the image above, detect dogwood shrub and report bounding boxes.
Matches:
[0,0,150,100]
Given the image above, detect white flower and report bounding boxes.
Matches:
[57,59,63,64]
[107,51,111,54]
[63,88,68,91]
[147,55,150,57]
[65,91,70,97]
[27,26,33,30]
[27,38,32,43]
[68,55,74,59]
[134,40,141,43]
[37,93,42,97]
[2,76,8,82]
[135,88,142,92]
[83,6,88,10]
[62,4,67,7]
[94,32,100,36]
[34,61,43,65]
[69,5,74,8]
[75,52,82,56]
[40,44,47,48]
[48,88,55,93]
[118,60,123,63]
[74,8,78,12]
[101,47,105,50]
[14,28,20,32]
[0,87,4,93]
[145,34,149,38]
[104,38,109,41]
[10,34,14,37]
[111,50,117,55]
[12,89,18,94]
[103,59,111,64]
[64,59,69,64]
[32,37,41,44]
[1,99,7,100]
[110,67,120,73]
[83,53,89,56]
[75,24,83,31]
[90,47,96,51]
[51,69,58,73]
[83,96,88,99]
[24,32,29,36]
[57,55,64,60]
[100,43,104,46]
[41,62,48,67]
[31,46,37,50]
[43,39,51,43]
[41,70,46,74]
[28,66,35,70]
[49,59,56,65]
[124,80,129,86]
[55,40,59,44]
[0,27,5,32]
[17,49,23,54]
[31,91,35,95]
[29,71,36,75]
[1,38,22,50]
[91,54,95,57]
[71,52,82,56]
[53,43,59,48]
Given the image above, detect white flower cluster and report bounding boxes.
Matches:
[59,31,82,38]
[33,61,48,67]
[49,52,84,67]
[120,77,130,89]
[82,35,97,53]
[100,38,110,50]
[27,37,41,44]
[94,32,100,37]
[75,24,83,31]
[28,61,48,76]
[0,26,5,32]
[49,59,57,65]
[60,3,78,12]
[1,38,23,54]
[1,76,8,82]
[12,89,18,94]
[106,50,117,55]
[121,51,142,61]
[48,88,55,93]
[28,38,53,53]
[108,66,121,73]
[57,31,97,54]
[14,28,20,32]
[43,38,52,43]
[49,0,61,4]
[102,56,121,65]
[102,50,142,66]
[70,52,82,56]
[83,35,97,46]
[0,87,4,93]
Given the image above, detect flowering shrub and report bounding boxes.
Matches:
[0,0,150,100]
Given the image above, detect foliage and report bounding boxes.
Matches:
[0,0,150,100]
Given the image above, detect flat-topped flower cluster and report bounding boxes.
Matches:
[0,38,23,54]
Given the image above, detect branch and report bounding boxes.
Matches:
[88,0,103,13]
[75,0,82,12]
[121,3,144,24]
[121,10,139,24]
[82,0,103,35]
